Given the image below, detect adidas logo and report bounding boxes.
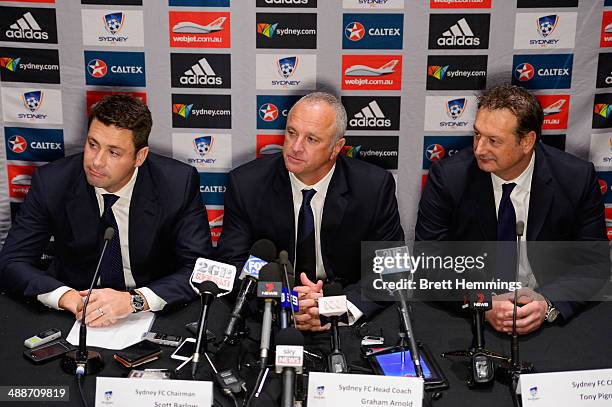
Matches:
[437,18,479,47]
[349,100,391,128]
[5,12,49,41]
[180,57,222,86]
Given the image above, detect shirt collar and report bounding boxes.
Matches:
[94,166,139,201]
[288,164,336,195]
[491,151,535,192]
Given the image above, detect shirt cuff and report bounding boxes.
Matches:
[137,287,167,312]
[38,286,73,310]
[345,300,364,326]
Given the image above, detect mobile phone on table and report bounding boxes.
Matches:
[23,339,75,364]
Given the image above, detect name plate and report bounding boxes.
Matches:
[520,368,612,406]
[307,372,423,407]
[95,377,213,407]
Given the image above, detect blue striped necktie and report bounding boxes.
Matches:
[99,194,126,290]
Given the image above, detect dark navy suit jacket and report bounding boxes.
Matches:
[416,143,608,320]
[0,152,213,306]
[217,153,404,318]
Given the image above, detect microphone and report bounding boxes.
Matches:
[192,280,221,379]
[61,227,114,376]
[256,263,283,367]
[319,282,349,374]
[278,250,297,328]
[511,220,525,367]
[275,327,304,407]
[246,264,283,405]
[223,240,277,344]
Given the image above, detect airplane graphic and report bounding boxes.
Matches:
[542,99,566,116]
[172,16,227,34]
[344,59,398,77]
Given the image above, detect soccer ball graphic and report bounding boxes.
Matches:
[279,62,294,77]
[196,141,210,155]
[448,103,463,119]
[539,21,554,36]
[25,96,40,111]
[107,18,122,33]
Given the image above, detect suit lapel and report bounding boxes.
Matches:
[128,162,160,270]
[272,158,296,263]
[527,145,553,240]
[321,159,349,278]
[470,162,497,240]
[66,167,100,247]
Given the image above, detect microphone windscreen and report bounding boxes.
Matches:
[259,262,283,282]
[198,280,220,296]
[250,239,277,262]
[275,327,304,346]
[104,227,115,241]
[278,250,289,265]
[323,282,343,297]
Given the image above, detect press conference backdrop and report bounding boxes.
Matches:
[0,0,611,246]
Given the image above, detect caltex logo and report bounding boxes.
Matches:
[595,103,612,119]
[87,59,108,78]
[257,23,278,38]
[537,15,558,38]
[173,103,193,118]
[426,144,446,161]
[193,136,213,157]
[8,135,27,153]
[515,63,534,81]
[277,56,298,79]
[446,98,467,120]
[0,57,20,72]
[428,65,449,80]
[22,90,43,112]
[104,12,125,35]
[259,103,279,121]
[345,21,365,41]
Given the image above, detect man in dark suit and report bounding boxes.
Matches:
[0,95,212,327]
[217,92,404,331]
[416,84,608,334]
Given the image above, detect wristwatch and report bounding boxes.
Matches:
[544,297,560,323]
[129,289,145,313]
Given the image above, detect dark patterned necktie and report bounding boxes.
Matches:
[497,183,517,283]
[295,189,317,284]
[99,194,126,290]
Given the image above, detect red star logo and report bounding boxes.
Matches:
[345,22,365,41]
[88,59,108,78]
[515,63,534,81]
[9,135,26,154]
[259,103,278,122]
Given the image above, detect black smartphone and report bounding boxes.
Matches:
[23,339,75,364]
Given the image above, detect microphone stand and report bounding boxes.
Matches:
[396,291,437,407]
[498,221,535,406]
[441,295,509,388]
[61,228,114,376]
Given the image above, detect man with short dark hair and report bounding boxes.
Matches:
[0,95,212,326]
[416,84,607,334]
[217,92,404,331]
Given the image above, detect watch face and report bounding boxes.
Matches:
[132,295,145,311]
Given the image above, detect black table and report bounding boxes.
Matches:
[1,292,611,406]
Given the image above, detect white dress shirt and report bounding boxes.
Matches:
[491,152,538,289]
[288,165,363,324]
[38,167,166,312]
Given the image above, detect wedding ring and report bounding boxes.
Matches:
[98,307,104,317]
